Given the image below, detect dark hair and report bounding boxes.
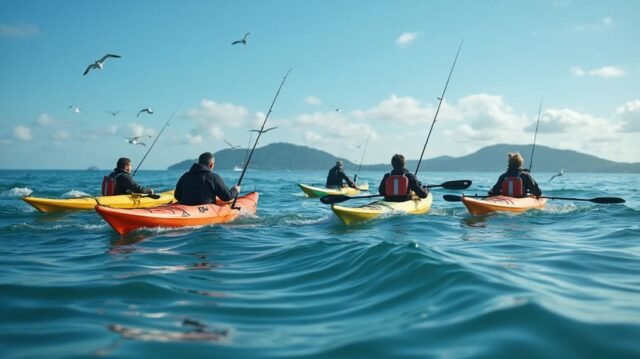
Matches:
[391,154,405,170]
[198,152,214,165]
[117,157,131,169]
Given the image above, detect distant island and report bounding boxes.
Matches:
[87,166,100,171]
[168,142,640,173]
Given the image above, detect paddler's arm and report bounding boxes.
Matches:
[212,173,239,201]
[408,173,428,198]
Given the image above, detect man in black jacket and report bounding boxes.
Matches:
[174,152,240,205]
[378,154,428,202]
[326,160,356,189]
[106,157,153,195]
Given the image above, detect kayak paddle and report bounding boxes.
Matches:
[320,179,472,204]
[442,194,625,204]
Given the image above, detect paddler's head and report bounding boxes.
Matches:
[199,152,214,170]
[391,154,405,171]
[117,157,132,173]
[508,152,524,169]
[336,160,343,168]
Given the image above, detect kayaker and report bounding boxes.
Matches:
[102,157,154,196]
[326,160,356,189]
[174,152,241,205]
[378,154,429,202]
[488,152,542,197]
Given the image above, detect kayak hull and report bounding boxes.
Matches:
[462,195,547,215]
[331,193,433,225]
[298,183,369,198]
[22,190,176,213]
[95,192,259,235]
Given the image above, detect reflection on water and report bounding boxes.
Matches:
[107,319,230,343]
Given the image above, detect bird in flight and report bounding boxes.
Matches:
[231,32,250,45]
[126,135,151,146]
[224,140,241,150]
[68,105,82,113]
[249,126,277,134]
[83,54,121,76]
[105,110,121,117]
[549,168,565,182]
[137,108,154,117]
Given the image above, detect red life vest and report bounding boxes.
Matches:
[385,174,409,196]
[101,173,122,196]
[501,176,524,197]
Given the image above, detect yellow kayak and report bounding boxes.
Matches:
[331,193,433,225]
[22,190,176,213]
[298,183,369,198]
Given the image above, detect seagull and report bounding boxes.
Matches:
[549,168,565,182]
[231,32,250,45]
[68,105,82,113]
[224,140,241,150]
[249,126,277,134]
[105,110,122,117]
[137,108,153,117]
[126,135,151,146]
[83,54,121,76]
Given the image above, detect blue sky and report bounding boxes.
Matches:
[0,0,638,169]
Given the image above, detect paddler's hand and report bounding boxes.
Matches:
[233,185,241,194]
[147,188,154,195]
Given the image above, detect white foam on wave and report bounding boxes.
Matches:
[3,187,33,197]
[64,190,91,198]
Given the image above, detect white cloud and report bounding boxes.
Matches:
[0,23,39,37]
[185,99,249,142]
[305,96,322,105]
[572,17,612,32]
[303,130,330,145]
[525,108,618,142]
[122,123,155,138]
[396,32,420,46]
[13,126,32,141]
[50,131,70,141]
[35,113,55,127]
[183,133,204,144]
[616,100,640,132]
[570,65,624,78]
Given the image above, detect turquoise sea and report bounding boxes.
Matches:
[1,169,639,358]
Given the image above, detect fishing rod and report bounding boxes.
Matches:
[528,98,543,173]
[132,105,180,176]
[353,131,371,184]
[231,69,292,209]
[415,40,463,176]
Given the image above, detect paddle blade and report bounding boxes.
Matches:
[320,195,351,204]
[148,194,161,199]
[442,194,463,202]
[591,197,625,204]
[440,180,472,190]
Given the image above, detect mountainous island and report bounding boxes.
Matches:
[168,142,640,173]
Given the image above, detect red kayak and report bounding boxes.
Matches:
[95,192,259,235]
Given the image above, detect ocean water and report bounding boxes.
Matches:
[1,169,639,358]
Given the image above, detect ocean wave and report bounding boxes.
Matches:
[63,189,91,198]
[1,187,33,197]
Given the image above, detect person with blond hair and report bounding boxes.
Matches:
[488,152,541,197]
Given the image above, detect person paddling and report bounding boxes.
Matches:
[488,152,542,197]
[102,158,154,196]
[378,154,429,202]
[174,152,240,205]
[326,160,356,189]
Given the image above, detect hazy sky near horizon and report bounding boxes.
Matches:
[1,0,638,169]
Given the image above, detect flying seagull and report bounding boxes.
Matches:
[83,54,121,76]
[126,135,151,146]
[68,105,82,113]
[249,126,277,134]
[137,108,154,117]
[549,168,565,182]
[231,32,250,45]
[224,140,241,150]
[105,110,122,117]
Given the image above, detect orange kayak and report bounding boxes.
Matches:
[95,192,259,235]
[462,195,547,215]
